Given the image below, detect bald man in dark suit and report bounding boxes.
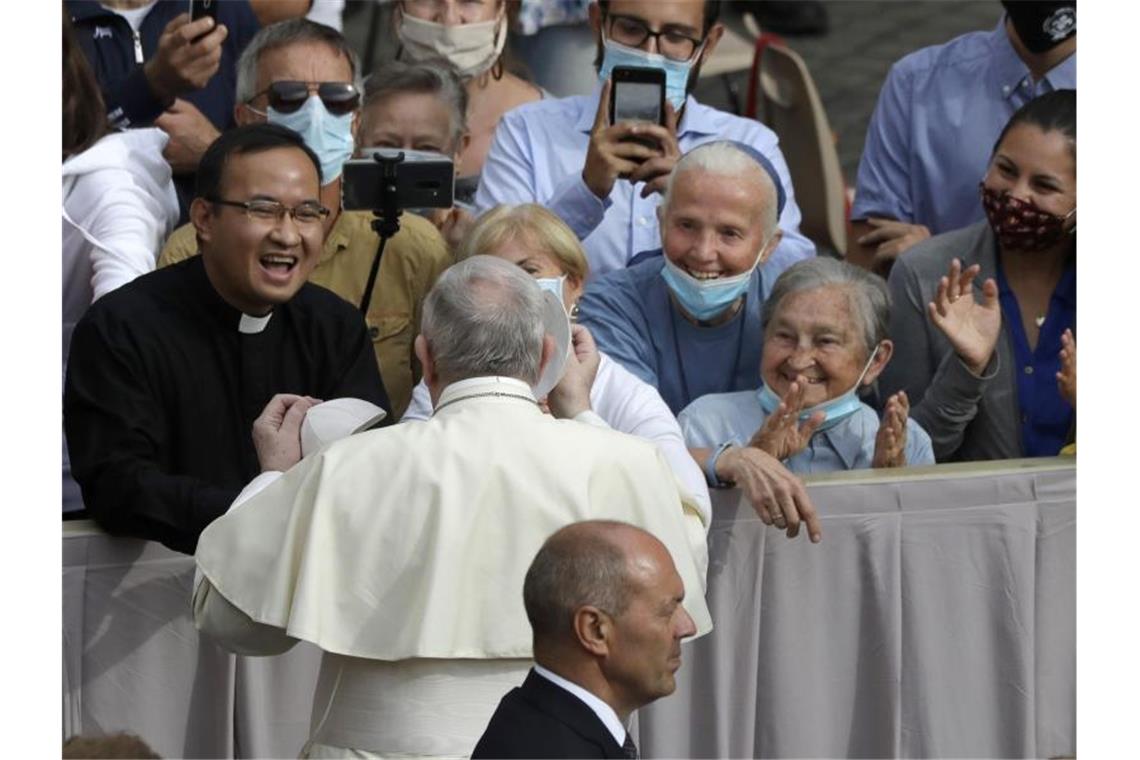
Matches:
[472,521,700,759]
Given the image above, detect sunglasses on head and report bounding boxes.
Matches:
[252,81,360,116]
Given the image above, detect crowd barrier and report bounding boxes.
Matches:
[63,457,1075,758]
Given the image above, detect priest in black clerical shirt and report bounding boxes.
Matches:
[64,124,390,554]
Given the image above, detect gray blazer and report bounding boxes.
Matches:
[881,222,1022,461]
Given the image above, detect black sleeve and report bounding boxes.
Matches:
[324,302,394,427]
[64,310,238,554]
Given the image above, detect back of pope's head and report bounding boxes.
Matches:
[419,256,547,387]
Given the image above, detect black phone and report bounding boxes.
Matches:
[342,150,455,212]
[189,0,218,24]
[188,0,218,42]
[609,66,665,150]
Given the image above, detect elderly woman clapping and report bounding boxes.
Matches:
[680,257,935,509]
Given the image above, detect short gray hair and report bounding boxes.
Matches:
[421,256,546,385]
[363,60,468,150]
[761,257,891,358]
[663,141,779,239]
[523,521,637,641]
[235,19,363,105]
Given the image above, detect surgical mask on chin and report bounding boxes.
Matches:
[598,37,698,111]
[397,12,506,79]
[268,96,354,183]
[661,253,761,323]
[757,349,879,435]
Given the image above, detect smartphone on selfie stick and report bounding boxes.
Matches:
[609,66,666,150]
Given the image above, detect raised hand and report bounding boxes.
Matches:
[581,78,669,200]
[547,324,601,419]
[748,378,825,461]
[1056,328,1076,407]
[144,14,228,105]
[872,391,910,468]
[927,257,1002,375]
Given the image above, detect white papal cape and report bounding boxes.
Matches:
[194,378,711,756]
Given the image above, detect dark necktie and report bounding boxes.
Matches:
[621,733,639,759]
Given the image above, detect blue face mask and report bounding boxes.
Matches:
[756,349,879,434]
[535,275,567,308]
[268,95,354,183]
[598,37,699,111]
[661,255,760,323]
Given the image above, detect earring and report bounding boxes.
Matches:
[569,302,580,322]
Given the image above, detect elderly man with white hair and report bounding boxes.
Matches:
[192,255,712,758]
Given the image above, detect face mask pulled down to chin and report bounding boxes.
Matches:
[756,349,880,435]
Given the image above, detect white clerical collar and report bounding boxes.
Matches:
[238,312,273,334]
[533,664,627,746]
[435,376,537,412]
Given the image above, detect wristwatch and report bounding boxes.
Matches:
[704,441,736,489]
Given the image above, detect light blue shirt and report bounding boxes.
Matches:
[475,84,816,279]
[852,19,1076,235]
[579,253,788,415]
[679,389,935,473]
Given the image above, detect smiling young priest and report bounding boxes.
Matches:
[64,124,390,555]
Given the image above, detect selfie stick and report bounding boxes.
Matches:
[359,151,405,315]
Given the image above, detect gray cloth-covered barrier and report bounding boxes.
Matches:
[62,458,1075,758]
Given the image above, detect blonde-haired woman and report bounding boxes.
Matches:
[403,203,711,523]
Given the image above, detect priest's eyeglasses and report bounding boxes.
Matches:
[209,198,331,225]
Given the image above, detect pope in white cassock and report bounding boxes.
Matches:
[193,256,712,758]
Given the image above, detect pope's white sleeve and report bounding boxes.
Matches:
[193,577,299,656]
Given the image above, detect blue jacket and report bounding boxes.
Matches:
[66,0,260,131]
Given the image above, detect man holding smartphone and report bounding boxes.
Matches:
[67,0,262,218]
[476,0,816,279]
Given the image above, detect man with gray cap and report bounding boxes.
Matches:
[192,256,712,758]
[580,140,822,543]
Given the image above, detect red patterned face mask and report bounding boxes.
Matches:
[979,184,1075,252]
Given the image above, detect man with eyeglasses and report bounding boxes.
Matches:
[65,124,389,555]
[476,0,816,280]
[160,18,453,419]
